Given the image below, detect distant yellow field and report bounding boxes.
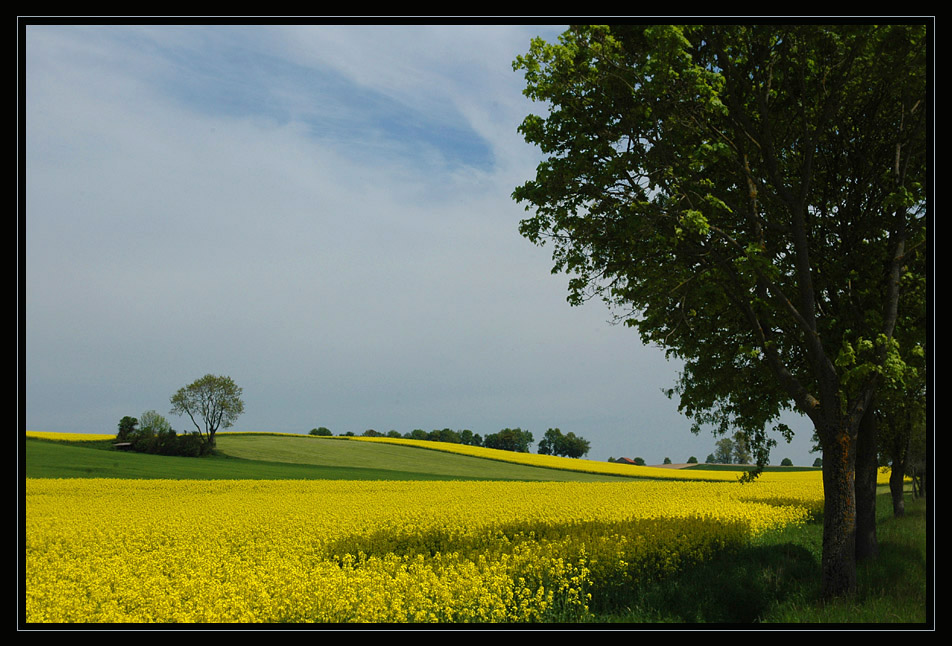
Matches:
[26,431,114,441]
[319,435,841,483]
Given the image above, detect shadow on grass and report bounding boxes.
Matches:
[594,541,820,623]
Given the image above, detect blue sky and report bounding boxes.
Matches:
[22,23,820,465]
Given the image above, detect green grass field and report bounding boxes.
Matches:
[24,433,634,482]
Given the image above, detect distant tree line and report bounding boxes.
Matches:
[309,425,593,457]
[608,456,701,466]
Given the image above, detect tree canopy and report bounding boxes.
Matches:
[482,428,534,453]
[513,23,928,598]
[537,427,592,458]
[169,374,245,448]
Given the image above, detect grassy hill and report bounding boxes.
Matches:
[23,433,636,482]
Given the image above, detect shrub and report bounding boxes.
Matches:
[120,410,212,457]
[116,416,138,442]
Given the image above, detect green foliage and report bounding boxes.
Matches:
[512,24,927,471]
[663,457,672,465]
[687,456,698,464]
[169,374,245,448]
[138,410,172,438]
[309,427,333,436]
[427,428,461,443]
[125,410,212,458]
[116,416,138,442]
[537,428,592,458]
[714,438,733,464]
[482,428,534,453]
[781,458,794,467]
[633,457,646,466]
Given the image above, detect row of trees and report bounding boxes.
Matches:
[310,425,591,458]
[609,456,698,466]
[512,23,928,598]
[311,426,496,447]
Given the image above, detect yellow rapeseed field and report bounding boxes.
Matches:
[26,431,114,441]
[25,475,825,623]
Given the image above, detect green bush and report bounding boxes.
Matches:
[118,411,212,457]
[117,416,138,442]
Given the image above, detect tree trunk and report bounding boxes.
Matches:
[854,406,879,560]
[820,428,858,597]
[889,457,906,517]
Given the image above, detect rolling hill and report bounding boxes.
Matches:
[23,432,637,482]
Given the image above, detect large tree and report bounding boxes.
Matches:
[169,374,245,448]
[512,24,928,598]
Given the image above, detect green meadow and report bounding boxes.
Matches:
[24,433,633,482]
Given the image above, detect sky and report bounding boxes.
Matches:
[21,22,821,466]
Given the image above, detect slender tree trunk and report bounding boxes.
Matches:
[854,406,879,560]
[889,453,907,517]
[820,425,858,597]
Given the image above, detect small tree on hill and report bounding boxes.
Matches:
[169,374,244,449]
